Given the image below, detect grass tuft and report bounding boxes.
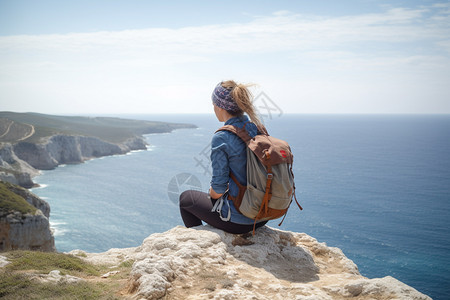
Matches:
[0,182,37,215]
[4,250,100,276]
[118,260,134,268]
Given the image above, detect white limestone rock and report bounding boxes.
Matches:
[70,246,138,267]
[101,270,120,278]
[80,225,430,299]
[0,255,10,267]
[31,270,84,284]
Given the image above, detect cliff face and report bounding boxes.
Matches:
[0,182,55,252]
[0,144,38,188]
[1,211,55,252]
[0,134,146,187]
[76,226,431,300]
[13,135,146,170]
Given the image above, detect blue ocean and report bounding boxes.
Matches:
[31,114,450,299]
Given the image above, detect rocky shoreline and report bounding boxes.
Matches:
[0,112,196,188]
[0,134,148,188]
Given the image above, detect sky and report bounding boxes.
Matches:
[0,0,449,115]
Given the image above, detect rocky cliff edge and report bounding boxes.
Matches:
[0,181,55,252]
[72,226,430,300]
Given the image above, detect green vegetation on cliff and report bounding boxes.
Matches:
[0,112,196,144]
[3,251,100,275]
[0,182,37,216]
[0,250,131,299]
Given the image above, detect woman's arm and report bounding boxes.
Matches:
[210,132,229,198]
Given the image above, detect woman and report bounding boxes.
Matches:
[179,80,268,234]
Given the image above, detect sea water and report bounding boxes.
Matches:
[31,114,450,299]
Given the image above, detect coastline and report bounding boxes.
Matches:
[0,112,196,188]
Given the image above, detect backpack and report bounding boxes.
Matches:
[215,123,302,231]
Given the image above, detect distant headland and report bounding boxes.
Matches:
[0,112,197,188]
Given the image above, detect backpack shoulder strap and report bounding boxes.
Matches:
[216,124,253,143]
[216,122,269,143]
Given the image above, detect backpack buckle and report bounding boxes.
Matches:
[267,173,273,179]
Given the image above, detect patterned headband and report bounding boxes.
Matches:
[211,82,240,113]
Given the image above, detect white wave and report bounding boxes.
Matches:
[144,132,170,137]
[50,221,67,226]
[126,149,146,155]
[50,221,68,237]
[32,183,48,190]
[319,222,332,228]
[51,227,68,237]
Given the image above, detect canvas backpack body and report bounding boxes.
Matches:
[216,123,302,224]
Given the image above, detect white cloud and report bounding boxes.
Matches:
[0,3,449,114]
[1,5,448,55]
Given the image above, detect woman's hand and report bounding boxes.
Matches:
[209,187,223,200]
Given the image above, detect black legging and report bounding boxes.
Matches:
[179,190,267,234]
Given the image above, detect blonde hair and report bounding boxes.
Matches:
[221,80,262,128]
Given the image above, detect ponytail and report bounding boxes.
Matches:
[221,80,262,128]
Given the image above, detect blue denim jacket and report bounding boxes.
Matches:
[210,115,260,224]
